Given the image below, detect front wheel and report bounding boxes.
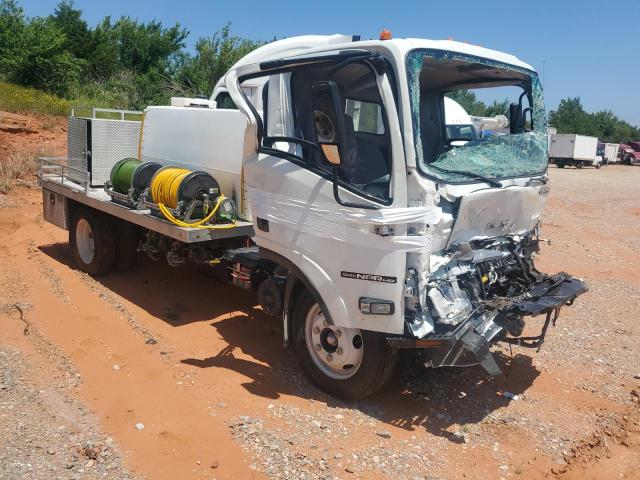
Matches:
[291,291,397,400]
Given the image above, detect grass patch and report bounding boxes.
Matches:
[0,152,38,194]
[0,82,70,116]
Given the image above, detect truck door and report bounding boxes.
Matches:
[227,52,413,335]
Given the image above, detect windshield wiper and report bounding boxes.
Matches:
[429,164,503,188]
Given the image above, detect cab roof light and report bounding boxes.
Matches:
[379,29,392,41]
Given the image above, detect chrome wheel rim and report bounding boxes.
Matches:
[76,218,95,264]
[304,303,363,380]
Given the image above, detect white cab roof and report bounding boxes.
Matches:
[213,35,536,96]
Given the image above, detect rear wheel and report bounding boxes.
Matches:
[576,162,584,169]
[556,162,565,168]
[70,208,116,275]
[291,291,397,400]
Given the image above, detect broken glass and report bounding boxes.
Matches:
[407,50,548,182]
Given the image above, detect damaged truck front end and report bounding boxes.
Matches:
[395,232,587,375]
[397,47,588,373]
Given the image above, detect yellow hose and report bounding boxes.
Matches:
[151,167,237,229]
[151,167,190,209]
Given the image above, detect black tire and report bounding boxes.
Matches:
[556,163,565,168]
[595,163,602,169]
[114,220,139,271]
[69,207,116,275]
[576,162,584,169]
[291,291,398,400]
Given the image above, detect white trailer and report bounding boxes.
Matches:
[549,134,600,169]
[604,143,620,164]
[39,34,586,400]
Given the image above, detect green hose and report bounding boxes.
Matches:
[110,158,141,194]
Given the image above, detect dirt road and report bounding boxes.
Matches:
[1,157,639,479]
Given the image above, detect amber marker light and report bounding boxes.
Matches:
[379,29,392,40]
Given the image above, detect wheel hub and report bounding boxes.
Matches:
[305,304,363,379]
[76,218,95,264]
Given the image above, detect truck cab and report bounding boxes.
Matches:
[212,34,586,398]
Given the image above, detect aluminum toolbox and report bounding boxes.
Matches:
[67,109,142,187]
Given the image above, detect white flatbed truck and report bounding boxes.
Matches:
[39,33,587,400]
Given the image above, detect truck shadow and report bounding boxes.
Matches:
[182,312,540,443]
[39,244,541,443]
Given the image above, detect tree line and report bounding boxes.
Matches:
[0,0,263,109]
[548,97,639,143]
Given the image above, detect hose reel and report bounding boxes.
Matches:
[107,159,162,207]
[107,159,237,229]
[148,166,237,229]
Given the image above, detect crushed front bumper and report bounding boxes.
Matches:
[388,273,588,375]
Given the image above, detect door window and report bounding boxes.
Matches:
[287,62,393,202]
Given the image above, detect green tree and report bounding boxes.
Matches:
[173,24,263,96]
[0,1,82,95]
[549,97,640,143]
[484,99,510,117]
[0,0,26,76]
[50,0,92,60]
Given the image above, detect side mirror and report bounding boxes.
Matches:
[311,80,346,167]
[509,103,524,134]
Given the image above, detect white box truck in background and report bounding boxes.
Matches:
[603,143,620,164]
[549,134,600,169]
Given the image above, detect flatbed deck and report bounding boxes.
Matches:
[40,169,254,243]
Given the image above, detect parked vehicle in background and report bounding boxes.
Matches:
[549,134,600,169]
[602,143,620,164]
[619,144,634,164]
[596,143,605,165]
[627,141,640,165]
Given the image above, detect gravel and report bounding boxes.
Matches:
[0,346,138,480]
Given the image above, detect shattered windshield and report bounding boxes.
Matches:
[407,49,547,182]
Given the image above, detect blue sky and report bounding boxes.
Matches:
[19,0,640,126]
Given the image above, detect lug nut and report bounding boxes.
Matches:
[326,354,333,362]
[315,344,321,352]
[336,347,343,355]
[313,326,320,334]
[335,330,342,337]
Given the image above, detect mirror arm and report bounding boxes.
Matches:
[331,169,379,210]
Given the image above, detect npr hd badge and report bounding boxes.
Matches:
[341,271,397,283]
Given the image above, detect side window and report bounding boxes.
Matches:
[345,99,385,135]
[290,62,393,202]
[214,92,238,110]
